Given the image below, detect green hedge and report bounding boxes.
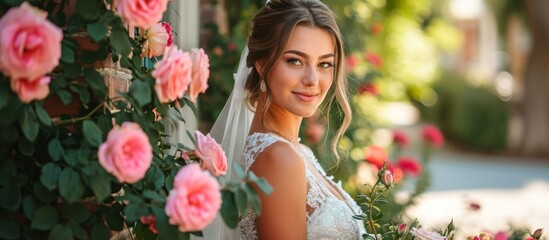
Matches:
[418,71,508,151]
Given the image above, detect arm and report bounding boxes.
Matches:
[249,141,307,240]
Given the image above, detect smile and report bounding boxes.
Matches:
[292,91,319,103]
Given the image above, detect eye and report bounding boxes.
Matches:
[287,58,302,66]
[318,62,334,69]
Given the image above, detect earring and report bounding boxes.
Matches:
[260,80,266,92]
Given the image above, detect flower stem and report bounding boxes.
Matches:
[52,103,104,126]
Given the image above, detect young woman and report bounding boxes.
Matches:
[210,0,366,239]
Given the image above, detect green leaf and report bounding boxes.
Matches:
[235,187,248,216]
[130,80,151,107]
[69,84,91,105]
[31,205,59,230]
[106,209,124,231]
[0,218,21,239]
[34,103,52,126]
[220,190,238,229]
[110,29,132,56]
[82,120,103,147]
[58,168,85,204]
[48,224,73,240]
[76,0,100,20]
[60,203,90,224]
[17,136,35,156]
[244,185,261,215]
[20,107,39,141]
[63,63,82,78]
[182,98,199,119]
[123,203,148,223]
[89,170,111,202]
[151,206,179,240]
[61,42,75,64]
[91,224,109,240]
[0,159,16,187]
[48,139,65,162]
[233,164,246,179]
[23,196,40,220]
[67,221,88,240]
[87,22,108,42]
[143,190,165,202]
[0,183,21,211]
[83,68,107,96]
[0,87,8,110]
[40,163,62,190]
[33,182,56,204]
[56,90,73,106]
[248,172,273,195]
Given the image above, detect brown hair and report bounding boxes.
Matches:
[245,0,352,161]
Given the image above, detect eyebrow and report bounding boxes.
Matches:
[283,50,334,60]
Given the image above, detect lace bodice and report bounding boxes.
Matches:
[240,132,366,240]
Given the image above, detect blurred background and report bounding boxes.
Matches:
[173,0,549,237]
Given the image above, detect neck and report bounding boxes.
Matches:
[250,99,303,145]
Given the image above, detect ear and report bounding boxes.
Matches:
[254,60,265,78]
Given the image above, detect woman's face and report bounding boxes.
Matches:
[264,25,335,118]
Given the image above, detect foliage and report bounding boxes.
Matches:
[0,1,269,239]
[417,71,508,151]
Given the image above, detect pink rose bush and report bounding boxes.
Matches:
[114,0,169,29]
[165,164,221,232]
[152,46,193,103]
[140,22,174,58]
[194,131,227,176]
[188,48,210,103]
[0,2,62,103]
[98,122,153,183]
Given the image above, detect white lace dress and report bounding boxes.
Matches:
[240,132,366,240]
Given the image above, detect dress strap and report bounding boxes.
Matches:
[240,132,291,172]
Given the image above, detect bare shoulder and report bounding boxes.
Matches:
[249,140,308,239]
[249,140,306,183]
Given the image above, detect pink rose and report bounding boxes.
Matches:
[393,130,409,147]
[410,227,447,240]
[188,48,210,103]
[165,164,221,232]
[195,131,227,176]
[98,122,153,183]
[0,2,62,80]
[152,46,193,103]
[396,157,422,177]
[114,0,169,29]
[494,231,508,240]
[10,76,50,103]
[364,145,387,170]
[140,22,173,58]
[422,124,445,148]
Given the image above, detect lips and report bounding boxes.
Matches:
[293,91,319,103]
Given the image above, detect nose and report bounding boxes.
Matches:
[303,65,319,87]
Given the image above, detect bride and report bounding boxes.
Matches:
[208,0,366,239]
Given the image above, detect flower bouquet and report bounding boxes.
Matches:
[0,1,268,239]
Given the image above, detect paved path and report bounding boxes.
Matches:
[404,145,549,238]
